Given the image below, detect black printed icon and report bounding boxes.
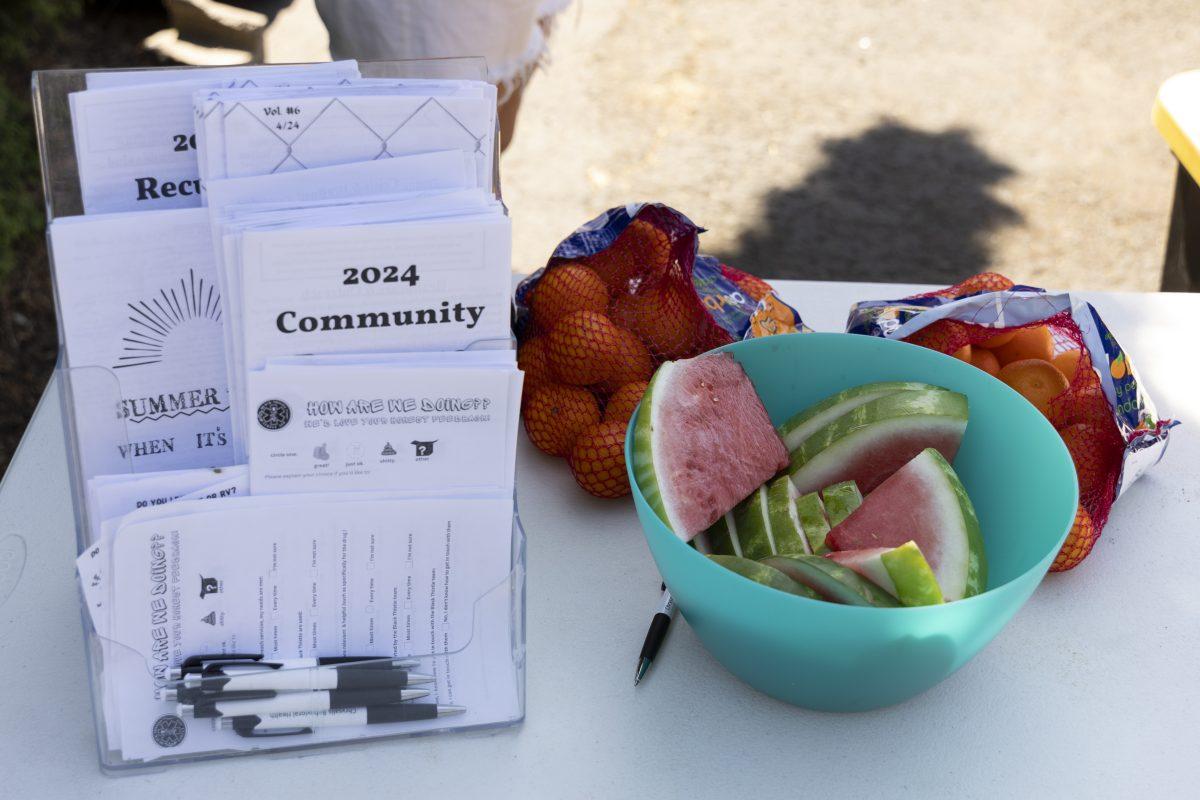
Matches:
[117,269,221,372]
[256,399,291,430]
[200,611,217,626]
[151,714,187,748]
[199,575,220,599]
[380,442,397,456]
[314,443,330,461]
[411,440,437,458]
[89,546,100,558]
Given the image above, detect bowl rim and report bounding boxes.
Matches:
[624,332,1079,612]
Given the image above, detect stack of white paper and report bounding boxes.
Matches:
[70,61,361,213]
[79,491,519,762]
[193,80,497,190]
[245,351,521,496]
[59,64,523,765]
[49,208,237,474]
[206,154,510,461]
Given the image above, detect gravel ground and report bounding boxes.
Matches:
[503,0,1200,291]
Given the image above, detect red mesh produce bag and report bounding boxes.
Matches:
[847,273,1177,571]
[515,204,803,498]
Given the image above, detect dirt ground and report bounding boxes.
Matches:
[2,0,1198,472]
[504,0,1198,290]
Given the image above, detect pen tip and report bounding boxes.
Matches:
[406,673,436,685]
[437,705,467,717]
[634,658,651,686]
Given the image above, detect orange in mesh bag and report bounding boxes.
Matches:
[849,273,1175,572]
[515,204,786,498]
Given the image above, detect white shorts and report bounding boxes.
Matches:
[315,0,572,101]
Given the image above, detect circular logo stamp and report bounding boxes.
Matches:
[152,714,187,748]
[256,398,291,431]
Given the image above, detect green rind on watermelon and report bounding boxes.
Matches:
[708,555,821,599]
[820,481,863,527]
[632,353,790,539]
[826,448,986,601]
[926,449,987,599]
[795,491,832,555]
[632,361,669,534]
[787,388,968,495]
[704,513,743,558]
[762,555,901,607]
[766,475,810,555]
[731,486,776,561]
[776,381,941,451]
[881,542,946,607]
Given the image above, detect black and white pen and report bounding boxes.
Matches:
[176,687,430,719]
[174,663,431,693]
[221,704,466,737]
[635,584,675,686]
[170,655,418,682]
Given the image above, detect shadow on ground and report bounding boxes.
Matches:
[716,120,1023,284]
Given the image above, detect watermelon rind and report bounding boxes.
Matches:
[766,475,811,555]
[731,487,776,560]
[704,513,742,558]
[925,449,987,599]
[820,481,863,527]
[795,491,831,555]
[881,542,946,606]
[709,555,821,600]
[776,381,941,451]
[826,547,897,595]
[787,388,968,494]
[762,555,901,607]
[632,361,673,531]
[827,541,946,607]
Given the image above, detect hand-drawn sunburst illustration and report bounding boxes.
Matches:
[116,269,221,369]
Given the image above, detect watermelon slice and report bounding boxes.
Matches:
[705,513,743,557]
[765,475,810,556]
[761,555,900,607]
[794,491,831,554]
[776,381,941,450]
[820,481,862,527]
[826,448,986,601]
[715,476,810,559]
[827,541,945,607]
[633,353,789,539]
[708,555,820,599]
[787,388,968,495]
[730,486,775,560]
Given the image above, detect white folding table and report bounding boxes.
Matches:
[1,280,1196,797]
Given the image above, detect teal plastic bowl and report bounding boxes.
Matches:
[626,333,1079,711]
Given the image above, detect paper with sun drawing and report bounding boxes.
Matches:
[49,208,234,472]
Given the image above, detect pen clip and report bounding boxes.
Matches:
[181,653,263,669]
[200,659,284,676]
[180,688,276,705]
[230,717,313,738]
[178,654,265,678]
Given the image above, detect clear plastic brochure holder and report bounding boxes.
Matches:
[32,58,525,771]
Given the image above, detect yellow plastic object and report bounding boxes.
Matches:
[1154,70,1200,183]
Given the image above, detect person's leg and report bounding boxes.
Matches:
[499,83,525,152]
